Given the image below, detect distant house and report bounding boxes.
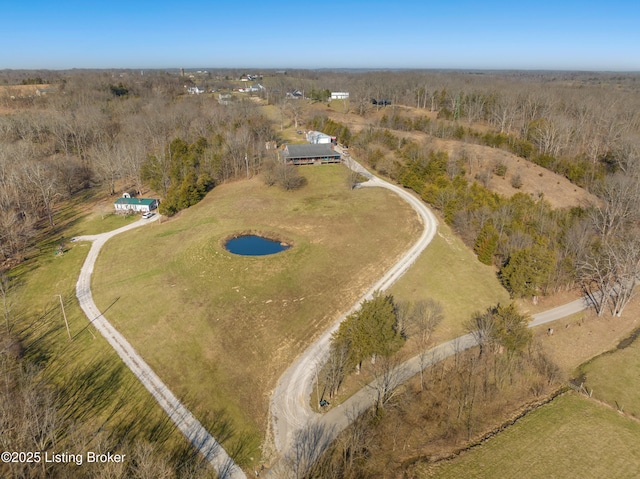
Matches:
[238,84,264,93]
[286,89,303,99]
[35,87,58,96]
[331,91,349,100]
[218,93,233,105]
[241,74,262,81]
[186,86,204,95]
[114,196,159,213]
[280,144,341,165]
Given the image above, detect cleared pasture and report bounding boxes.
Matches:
[8,224,197,465]
[390,220,510,341]
[580,333,640,419]
[417,392,640,479]
[90,165,421,450]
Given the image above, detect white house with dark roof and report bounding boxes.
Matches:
[114,196,159,213]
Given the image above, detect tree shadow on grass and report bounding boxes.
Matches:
[177,395,261,468]
[16,303,67,367]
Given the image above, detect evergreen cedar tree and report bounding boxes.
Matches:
[332,292,404,371]
[141,137,214,216]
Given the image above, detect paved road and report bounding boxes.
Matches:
[269,157,439,456]
[529,296,591,327]
[74,215,246,479]
[286,299,592,463]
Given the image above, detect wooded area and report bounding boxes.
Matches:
[0,71,277,269]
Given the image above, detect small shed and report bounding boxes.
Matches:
[331,92,349,100]
[280,144,341,165]
[114,197,159,213]
[306,131,334,144]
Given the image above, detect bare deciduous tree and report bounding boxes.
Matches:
[323,339,350,400]
[279,422,334,479]
[367,355,406,412]
[22,158,62,227]
[589,173,640,239]
[89,142,123,195]
[405,299,443,390]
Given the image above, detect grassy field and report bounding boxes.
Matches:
[8,212,197,465]
[390,219,510,341]
[417,392,640,479]
[313,217,510,409]
[90,165,421,454]
[580,334,640,419]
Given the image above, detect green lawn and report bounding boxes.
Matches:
[90,165,421,452]
[581,336,640,419]
[418,392,640,479]
[390,220,510,341]
[72,210,139,236]
[9,226,192,464]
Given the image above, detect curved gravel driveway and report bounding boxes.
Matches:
[268,157,593,474]
[269,158,439,455]
[74,215,246,479]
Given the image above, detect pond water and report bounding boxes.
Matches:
[225,235,290,256]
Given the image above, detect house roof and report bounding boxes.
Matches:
[114,197,157,206]
[283,144,340,159]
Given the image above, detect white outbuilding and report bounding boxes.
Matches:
[306,130,334,144]
[113,196,159,213]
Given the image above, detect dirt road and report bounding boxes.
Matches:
[74,216,246,479]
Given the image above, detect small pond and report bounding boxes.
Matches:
[225,235,290,256]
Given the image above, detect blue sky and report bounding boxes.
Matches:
[2,0,639,71]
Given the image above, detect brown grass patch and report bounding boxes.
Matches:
[531,299,640,376]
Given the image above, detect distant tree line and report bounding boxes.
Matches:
[21,77,48,85]
[0,72,277,265]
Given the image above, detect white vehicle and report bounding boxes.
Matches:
[142,212,154,219]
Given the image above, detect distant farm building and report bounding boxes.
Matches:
[218,93,233,105]
[286,89,303,99]
[238,84,264,93]
[114,196,159,213]
[35,87,59,96]
[280,144,341,165]
[331,91,349,100]
[306,131,335,144]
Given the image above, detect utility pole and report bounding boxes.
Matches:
[57,294,71,341]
